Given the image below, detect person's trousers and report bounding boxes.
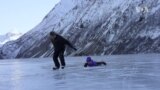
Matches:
[53,50,65,68]
[96,61,107,66]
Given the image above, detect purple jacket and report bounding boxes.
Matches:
[86,57,97,66]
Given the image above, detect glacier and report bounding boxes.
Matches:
[0,54,160,90]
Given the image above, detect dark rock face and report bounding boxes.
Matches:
[0,0,160,59]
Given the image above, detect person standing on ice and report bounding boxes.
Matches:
[50,31,77,70]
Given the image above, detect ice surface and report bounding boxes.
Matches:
[0,54,160,90]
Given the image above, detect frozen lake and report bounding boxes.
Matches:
[0,54,160,90]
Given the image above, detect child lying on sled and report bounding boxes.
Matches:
[84,57,107,67]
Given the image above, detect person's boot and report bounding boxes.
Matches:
[53,67,59,70]
[61,66,65,69]
[103,62,107,65]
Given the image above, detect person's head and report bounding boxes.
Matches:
[50,31,56,36]
[86,56,92,62]
[50,31,56,40]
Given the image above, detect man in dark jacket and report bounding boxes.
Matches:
[50,31,77,70]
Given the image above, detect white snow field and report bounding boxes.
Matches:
[0,54,160,90]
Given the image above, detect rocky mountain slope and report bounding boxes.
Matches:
[0,0,160,59]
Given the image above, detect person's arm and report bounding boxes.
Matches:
[64,38,77,51]
[84,63,88,67]
[57,34,77,50]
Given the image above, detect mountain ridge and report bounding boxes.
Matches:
[0,32,23,47]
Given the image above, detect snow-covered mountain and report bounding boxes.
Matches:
[0,32,23,47]
[0,0,160,59]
